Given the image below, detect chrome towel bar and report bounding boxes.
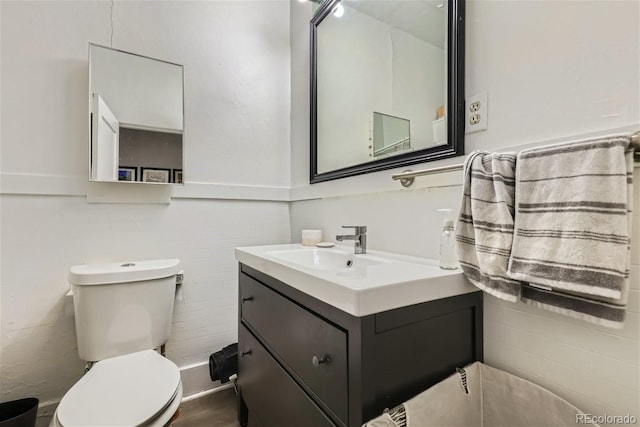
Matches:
[392,131,640,187]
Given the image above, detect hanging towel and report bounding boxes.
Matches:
[508,135,634,328]
[455,151,520,302]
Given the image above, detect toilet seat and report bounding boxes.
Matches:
[56,350,181,427]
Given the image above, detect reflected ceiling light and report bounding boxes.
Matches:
[437,3,445,8]
[300,0,344,16]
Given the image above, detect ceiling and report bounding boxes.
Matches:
[343,0,446,48]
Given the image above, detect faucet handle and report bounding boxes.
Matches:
[341,225,367,234]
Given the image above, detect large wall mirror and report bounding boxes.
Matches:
[89,44,184,184]
[311,0,465,183]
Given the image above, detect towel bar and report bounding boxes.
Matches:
[392,131,640,187]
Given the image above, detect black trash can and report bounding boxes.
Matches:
[0,398,38,427]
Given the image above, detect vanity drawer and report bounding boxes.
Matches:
[239,324,336,427]
[240,272,348,424]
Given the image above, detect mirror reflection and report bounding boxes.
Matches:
[89,44,184,184]
[372,112,411,159]
[312,0,464,182]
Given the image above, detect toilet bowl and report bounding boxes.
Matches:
[50,350,182,427]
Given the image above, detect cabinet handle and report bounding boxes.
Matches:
[241,350,252,357]
[241,296,253,303]
[312,355,331,368]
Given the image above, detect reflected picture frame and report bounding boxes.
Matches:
[118,166,137,182]
[172,169,183,184]
[141,167,170,183]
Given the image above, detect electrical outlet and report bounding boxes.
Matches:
[466,92,488,134]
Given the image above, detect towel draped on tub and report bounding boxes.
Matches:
[456,135,634,328]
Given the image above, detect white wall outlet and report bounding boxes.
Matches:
[465,92,488,134]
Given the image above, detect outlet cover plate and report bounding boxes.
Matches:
[465,92,488,134]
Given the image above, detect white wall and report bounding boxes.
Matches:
[317,6,391,173]
[0,0,291,421]
[290,0,640,422]
[391,27,445,150]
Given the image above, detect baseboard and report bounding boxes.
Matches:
[35,400,57,427]
[179,360,224,400]
[181,383,235,403]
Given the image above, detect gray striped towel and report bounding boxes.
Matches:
[509,135,634,328]
[455,151,521,302]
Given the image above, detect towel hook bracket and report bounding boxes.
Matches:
[399,170,415,187]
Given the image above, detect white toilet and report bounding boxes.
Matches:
[51,259,183,427]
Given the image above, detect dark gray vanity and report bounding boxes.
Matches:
[237,263,482,427]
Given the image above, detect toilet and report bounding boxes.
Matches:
[51,259,183,427]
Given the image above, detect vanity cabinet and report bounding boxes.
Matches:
[237,264,483,427]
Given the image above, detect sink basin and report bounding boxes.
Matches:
[235,243,474,317]
[267,247,386,271]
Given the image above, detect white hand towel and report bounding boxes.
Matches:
[455,151,520,302]
[508,135,633,328]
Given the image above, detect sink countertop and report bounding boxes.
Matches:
[235,244,477,317]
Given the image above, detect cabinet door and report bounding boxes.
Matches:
[240,273,348,424]
[239,324,336,427]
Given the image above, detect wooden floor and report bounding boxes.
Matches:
[173,388,240,427]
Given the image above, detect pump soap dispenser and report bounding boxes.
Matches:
[437,209,458,270]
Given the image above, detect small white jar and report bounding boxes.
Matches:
[301,230,323,246]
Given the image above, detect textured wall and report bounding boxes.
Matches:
[1,197,289,402]
[0,0,291,418]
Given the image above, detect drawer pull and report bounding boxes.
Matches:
[241,350,252,357]
[312,355,331,368]
[242,296,254,303]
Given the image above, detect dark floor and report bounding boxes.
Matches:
[173,388,239,427]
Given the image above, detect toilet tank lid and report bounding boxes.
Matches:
[69,259,180,286]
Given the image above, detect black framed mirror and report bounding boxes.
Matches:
[310,0,465,183]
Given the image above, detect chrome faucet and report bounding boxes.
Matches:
[336,225,367,254]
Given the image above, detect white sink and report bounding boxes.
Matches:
[267,247,387,271]
[235,244,475,317]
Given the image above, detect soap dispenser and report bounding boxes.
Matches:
[437,209,458,270]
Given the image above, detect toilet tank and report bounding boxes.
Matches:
[69,259,180,362]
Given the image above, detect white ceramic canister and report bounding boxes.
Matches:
[301,230,323,246]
